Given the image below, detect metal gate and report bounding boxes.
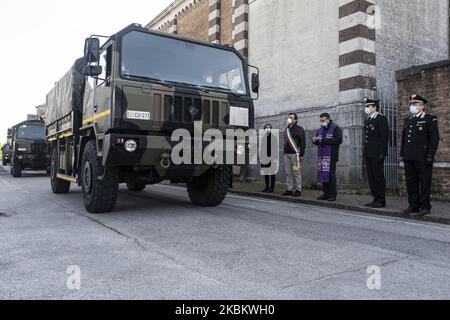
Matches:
[376,90,399,192]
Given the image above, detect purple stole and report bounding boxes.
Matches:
[317,122,337,183]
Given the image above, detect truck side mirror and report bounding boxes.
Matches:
[251,73,260,94]
[7,128,12,138]
[83,65,103,77]
[84,37,100,63]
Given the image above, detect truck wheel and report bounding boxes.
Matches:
[81,141,119,213]
[2,158,6,166]
[11,163,21,178]
[126,180,147,192]
[187,166,231,207]
[50,147,70,194]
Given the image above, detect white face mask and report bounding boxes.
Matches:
[265,128,272,133]
[365,107,372,115]
[287,118,293,126]
[410,105,419,115]
[321,122,328,127]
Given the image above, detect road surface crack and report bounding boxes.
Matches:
[280,254,413,291]
[56,201,223,285]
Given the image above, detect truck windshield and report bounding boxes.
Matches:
[16,125,45,140]
[121,31,248,95]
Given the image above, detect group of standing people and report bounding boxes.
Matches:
[260,94,440,217]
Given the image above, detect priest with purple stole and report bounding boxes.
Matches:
[312,113,343,202]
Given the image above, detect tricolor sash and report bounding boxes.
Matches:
[286,127,302,168]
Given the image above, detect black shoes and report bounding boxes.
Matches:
[261,188,270,193]
[317,194,336,202]
[365,202,386,208]
[403,207,419,215]
[409,208,431,217]
[293,191,302,197]
[282,190,301,197]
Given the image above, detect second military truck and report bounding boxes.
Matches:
[45,23,258,213]
[8,118,50,177]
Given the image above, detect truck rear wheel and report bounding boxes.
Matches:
[126,180,147,192]
[187,166,231,207]
[50,147,71,194]
[11,163,21,178]
[81,141,119,213]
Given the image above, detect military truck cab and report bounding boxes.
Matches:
[9,120,50,177]
[46,23,259,213]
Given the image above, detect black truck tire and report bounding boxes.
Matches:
[126,180,147,192]
[187,166,231,207]
[50,147,71,194]
[11,163,21,178]
[2,158,6,166]
[81,141,119,214]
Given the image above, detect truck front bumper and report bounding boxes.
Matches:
[14,154,50,170]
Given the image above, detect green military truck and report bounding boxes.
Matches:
[8,119,50,177]
[45,23,258,213]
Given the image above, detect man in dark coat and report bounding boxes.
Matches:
[363,98,390,208]
[312,113,343,202]
[401,94,440,217]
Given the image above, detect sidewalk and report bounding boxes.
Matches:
[230,180,450,225]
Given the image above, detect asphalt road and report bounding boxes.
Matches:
[1,165,450,300]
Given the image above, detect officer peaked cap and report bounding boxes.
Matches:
[410,94,428,104]
[363,97,379,107]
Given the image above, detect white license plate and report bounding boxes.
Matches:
[127,110,151,121]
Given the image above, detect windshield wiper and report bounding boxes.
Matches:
[199,85,242,99]
[122,75,174,89]
[162,80,210,93]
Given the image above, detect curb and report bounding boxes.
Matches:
[229,189,450,226]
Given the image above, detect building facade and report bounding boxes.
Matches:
[147,0,449,191]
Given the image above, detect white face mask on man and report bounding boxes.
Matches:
[364,107,372,115]
[410,105,420,115]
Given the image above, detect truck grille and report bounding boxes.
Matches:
[155,93,230,127]
[30,142,47,154]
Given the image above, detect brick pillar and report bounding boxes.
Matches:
[338,0,377,104]
[232,0,249,59]
[209,0,221,44]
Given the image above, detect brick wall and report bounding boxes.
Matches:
[148,0,233,46]
[396,60,450,200]
[178,0,210,42]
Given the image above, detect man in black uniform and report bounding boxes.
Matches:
[363,98,389,208]
[401,94,440,217]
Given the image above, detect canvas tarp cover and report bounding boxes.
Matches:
[45,58,85,125]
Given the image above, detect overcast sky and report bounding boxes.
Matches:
[0,0,173,142]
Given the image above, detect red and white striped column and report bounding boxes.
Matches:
[168,17,178,34]
[208,0,221,44]
[232,0,249,59]
[338,0,377,103]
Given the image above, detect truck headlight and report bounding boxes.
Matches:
[124,140,138,153]
[18,148,27,152]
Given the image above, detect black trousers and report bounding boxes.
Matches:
[404,160,433,210]
[366,157,386,204]
[323,160,337,198]
[264,175,276,190]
